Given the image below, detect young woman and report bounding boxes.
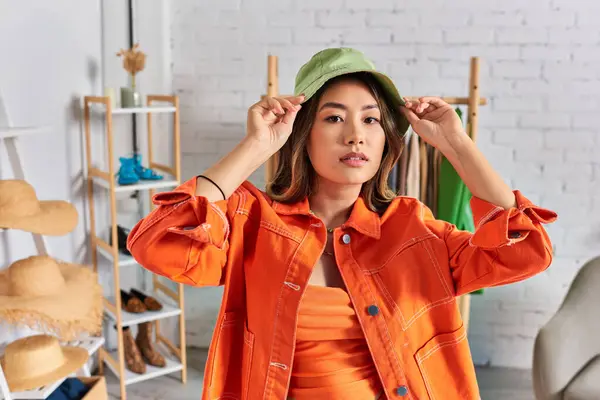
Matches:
[127,48,557,400]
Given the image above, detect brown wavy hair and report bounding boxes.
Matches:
[267,72,408,213]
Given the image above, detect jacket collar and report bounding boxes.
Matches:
[271,196,381,240]
[271,196,312,216]
[344,197,381,239]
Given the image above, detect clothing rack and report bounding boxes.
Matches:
[263,55,487,332]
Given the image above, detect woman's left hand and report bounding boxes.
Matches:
[400,96,468,153]
[401,97,517,209]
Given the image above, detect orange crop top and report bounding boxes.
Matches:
[288,285,383,400]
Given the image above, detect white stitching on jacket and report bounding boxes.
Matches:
[269,362,288,370]
[284,282,301,291]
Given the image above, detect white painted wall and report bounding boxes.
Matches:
[170,0,600,368]
[0,0,102,347]
[0,0,103,266]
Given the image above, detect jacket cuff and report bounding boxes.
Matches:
[166,197,229,250]
[469,190,557,249]
[151,177,197,206]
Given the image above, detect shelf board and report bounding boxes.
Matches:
[61,336,106,356]
[104,346,183,386]
[112,105,176,114]
[0,126,48,139]
[3,336,105,399]
[90,104,176,114]
[97,245,137,267]
[104,293,181,327]
[92,173,179,193]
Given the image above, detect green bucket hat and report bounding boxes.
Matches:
[294,47,407,109]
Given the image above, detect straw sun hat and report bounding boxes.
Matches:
[0,256,103,340]
[0,334,88,391]
[0,179,78,236]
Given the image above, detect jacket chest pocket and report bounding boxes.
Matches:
[369,238,454,330]
[207,312,254,400]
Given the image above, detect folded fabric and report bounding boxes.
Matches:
[47,378,89,400]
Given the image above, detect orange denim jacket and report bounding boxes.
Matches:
[127,177,557,400]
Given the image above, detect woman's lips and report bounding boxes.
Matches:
[340,155,368,167]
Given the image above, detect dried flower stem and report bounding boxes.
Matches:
[116,43,147,90]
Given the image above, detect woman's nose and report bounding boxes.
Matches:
[344,122,365,145]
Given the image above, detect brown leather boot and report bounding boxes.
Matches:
[122,327,146,374]
[136,322,166,368]
[130,288,163,311]
[121,290,146,313]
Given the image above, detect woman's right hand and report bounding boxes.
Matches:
[246,95,304,154]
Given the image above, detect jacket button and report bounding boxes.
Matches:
[342,233,351,244]
[396,386,408,396]
[367,305,379,316]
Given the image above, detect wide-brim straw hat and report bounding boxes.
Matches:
[0,179,78,236]
[0,256,103,340]
[0,334,88,391]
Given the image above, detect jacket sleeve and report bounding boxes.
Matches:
[424,190,558,296]
[126,177,244,287]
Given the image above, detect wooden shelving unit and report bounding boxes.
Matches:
[82,95,186,399]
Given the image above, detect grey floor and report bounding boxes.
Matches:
[106,348,534,399]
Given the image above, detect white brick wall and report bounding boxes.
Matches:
[171,0,600,369]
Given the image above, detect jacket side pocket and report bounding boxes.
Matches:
[414,325,479,400]
[242,324,255,400]
[208,311,244,399]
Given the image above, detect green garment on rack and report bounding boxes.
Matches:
[437,108,482,295]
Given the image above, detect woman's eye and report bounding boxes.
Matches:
[365,117,380,124]
[326,115,343,123]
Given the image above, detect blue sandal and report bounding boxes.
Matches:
[117,157,139,185]
[134,153,163,180]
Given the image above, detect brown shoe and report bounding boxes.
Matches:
[121,290,146,313]
[136,322,166,368]
[122,327,146,374]
[130,288,163,311]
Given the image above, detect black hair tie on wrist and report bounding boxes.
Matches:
[197,175,226,200]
